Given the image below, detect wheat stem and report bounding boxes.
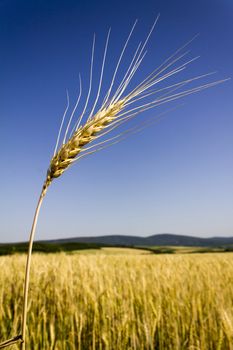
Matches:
[0,335,23,349]
[21,184,48,350]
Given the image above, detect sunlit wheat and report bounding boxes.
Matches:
[0,16,228,349]
[1,253,233,349]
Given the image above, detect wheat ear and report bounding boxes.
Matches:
[0,16,228,350]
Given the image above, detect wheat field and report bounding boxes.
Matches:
[0,252,233,350]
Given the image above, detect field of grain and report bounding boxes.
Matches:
[0,252,233,349]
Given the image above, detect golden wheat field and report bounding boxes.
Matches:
[0,252,233,350]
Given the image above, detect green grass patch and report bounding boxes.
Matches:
[0,242,102,256]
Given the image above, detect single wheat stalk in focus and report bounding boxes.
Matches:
[0,15,228,350]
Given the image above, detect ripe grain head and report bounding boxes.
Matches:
[42,18,227,193]
[46,100,125,186]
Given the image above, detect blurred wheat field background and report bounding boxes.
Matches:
[1,252,233,350]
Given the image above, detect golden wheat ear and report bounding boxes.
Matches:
[0,16,228,350]
[44,26,228,192]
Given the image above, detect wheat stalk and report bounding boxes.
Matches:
[0,16,228,350]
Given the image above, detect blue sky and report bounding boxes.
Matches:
[0,0,232,242]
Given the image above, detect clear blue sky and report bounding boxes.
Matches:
[0,0,232,243]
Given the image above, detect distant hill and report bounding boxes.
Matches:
[44,233,233,247]
[1,234,233,256]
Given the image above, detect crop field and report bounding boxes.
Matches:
[0,252,233,349]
